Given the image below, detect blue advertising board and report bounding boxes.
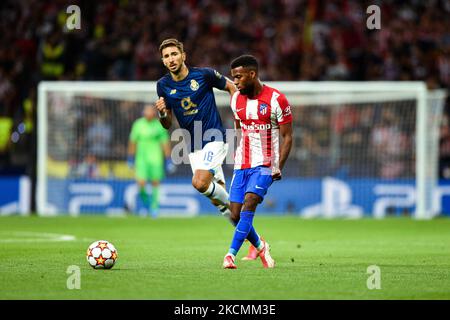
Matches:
[0,176,30,215]
[41,177,450,217]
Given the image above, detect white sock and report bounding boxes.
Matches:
[256,241,264,251]
[202,182,235,224]
[226,253,236,259]
[219,206,236,226]
[202,181,229,206]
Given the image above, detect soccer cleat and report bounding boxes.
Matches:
[242,242,258,261]
[242,237,265,261]
[258,240,275,268]
[223,254,237,269]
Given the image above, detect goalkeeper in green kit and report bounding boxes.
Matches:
[127,104,175,217]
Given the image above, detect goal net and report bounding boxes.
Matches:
[37,81,446,218]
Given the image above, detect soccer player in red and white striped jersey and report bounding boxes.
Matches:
[223,55,293,269]
[230,74,293,171]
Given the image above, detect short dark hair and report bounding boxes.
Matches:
[230,55,259,71]
[159,38,184,55]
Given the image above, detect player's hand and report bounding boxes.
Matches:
[155,97,167,117]
[165,158,176,174]
[272,168,282,181]
[127,155,135,168]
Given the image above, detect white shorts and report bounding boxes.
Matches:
[188,141,229,184]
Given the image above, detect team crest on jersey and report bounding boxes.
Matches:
[170,89,177,95]
[214,70,222,79]
[190,79,199,91]
[259,103,268,115]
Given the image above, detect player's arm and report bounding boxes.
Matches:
[273,93,293,180]
[162,140,171,158]
[156,82,173,129]
[223,77,237,96]
[204,68,237,96]
[278,122,293,171]
[128,141,136,157]
[273,122,293,181]
[157,124,176,173]
[155,97,173,129]
[162,139,175,173]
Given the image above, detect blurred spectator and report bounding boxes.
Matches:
[439,113,450,179]
[0,108,13,170]
[39,31,66,80]
[338,106,375,177]
[370,109,411,178]
[300,109,333,176]
[86,113,112,159]
[75,154,99,178]
[0,0,448,179]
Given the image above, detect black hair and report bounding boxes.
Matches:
[230,54,259,71]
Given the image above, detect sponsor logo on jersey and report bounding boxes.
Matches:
[241,122,272,130]
[190,79,199,91]
[170,89,177,95]
[181,97,198,115]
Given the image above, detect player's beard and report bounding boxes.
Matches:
[239,83,254,96]
[169,63,182,75]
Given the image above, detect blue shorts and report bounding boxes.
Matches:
[229,166,273,204]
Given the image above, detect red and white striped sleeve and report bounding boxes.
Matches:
[230,91,240,120]
[274,93,293,125]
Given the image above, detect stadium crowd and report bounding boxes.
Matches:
[0,0,449,178]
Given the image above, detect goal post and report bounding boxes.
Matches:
[37,81,446,218]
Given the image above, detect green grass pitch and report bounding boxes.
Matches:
[0,215,450,299]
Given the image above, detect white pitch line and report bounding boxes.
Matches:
[0,231,77,243]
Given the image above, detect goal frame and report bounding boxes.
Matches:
[37,81,441,218]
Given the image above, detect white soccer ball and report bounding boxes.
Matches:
[86,240,118,269]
